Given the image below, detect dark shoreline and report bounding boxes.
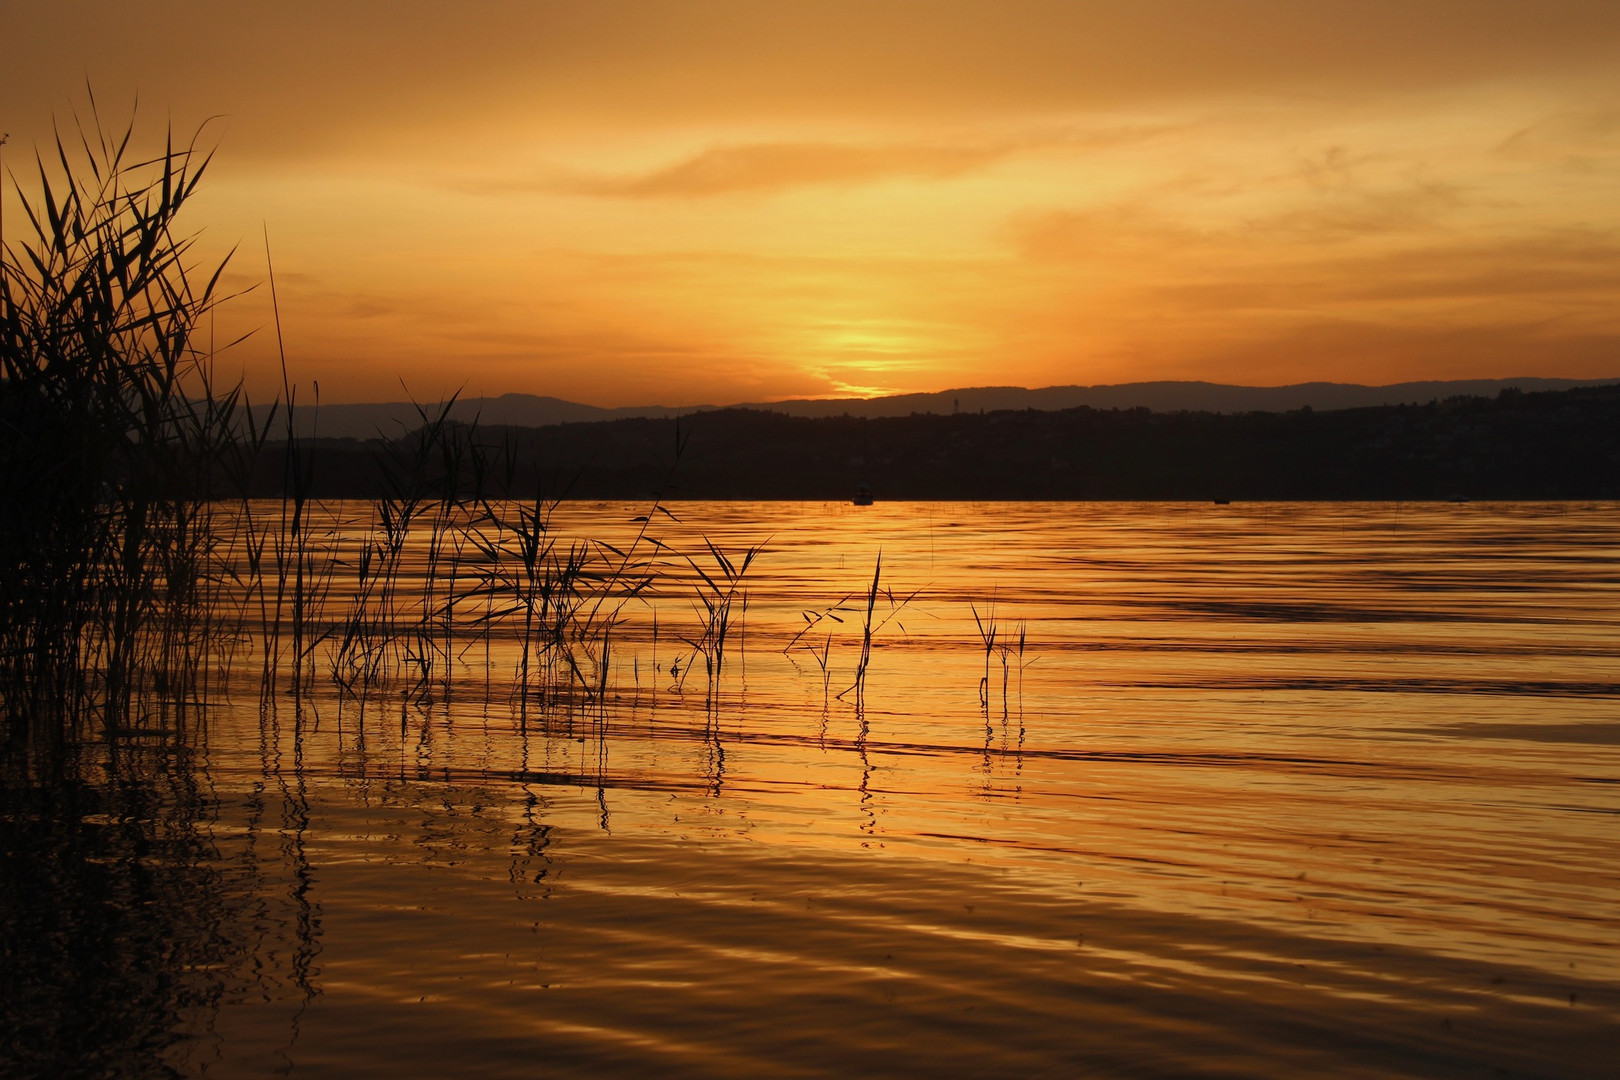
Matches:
[242,383,1620,502]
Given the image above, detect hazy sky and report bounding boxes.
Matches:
[5,1,1619,405]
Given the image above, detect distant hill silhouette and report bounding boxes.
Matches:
[249,382,1620,501]
[758,378,1620,419]
[277,377,1620,439]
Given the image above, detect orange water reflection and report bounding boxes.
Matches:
[178,501,1620,1075]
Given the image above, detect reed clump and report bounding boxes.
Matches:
[679,537,765,707]
[0,108,247,760]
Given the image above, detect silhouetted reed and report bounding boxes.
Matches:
[322,395,471,702]
[0,107,246,760]
[971,599,1030,719]
[849,554,884,711]
[784,555,919,717]
[680,537,765,707]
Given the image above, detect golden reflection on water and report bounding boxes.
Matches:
[33,501,1620,1076]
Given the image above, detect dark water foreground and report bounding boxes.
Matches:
[4,501,1618,1077]
[5,769,1613,1079]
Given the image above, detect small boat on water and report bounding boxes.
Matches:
[853,482,873,506]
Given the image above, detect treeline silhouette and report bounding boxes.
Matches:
[252,383,1620,501]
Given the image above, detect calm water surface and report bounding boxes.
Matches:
[8,501,1619,1077]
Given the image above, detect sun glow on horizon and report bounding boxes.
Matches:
[4,4,1619,407]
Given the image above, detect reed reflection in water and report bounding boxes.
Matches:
[5,500,1619,1078]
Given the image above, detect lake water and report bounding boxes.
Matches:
[6,501,1619,1077]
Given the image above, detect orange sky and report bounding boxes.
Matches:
[5,1,1619,405]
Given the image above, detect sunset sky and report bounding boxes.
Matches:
[5,1,1619,406]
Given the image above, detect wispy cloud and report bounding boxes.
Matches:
[576,141,1012,197]
[454,123,1180,199]
[1495,106,1620,167]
